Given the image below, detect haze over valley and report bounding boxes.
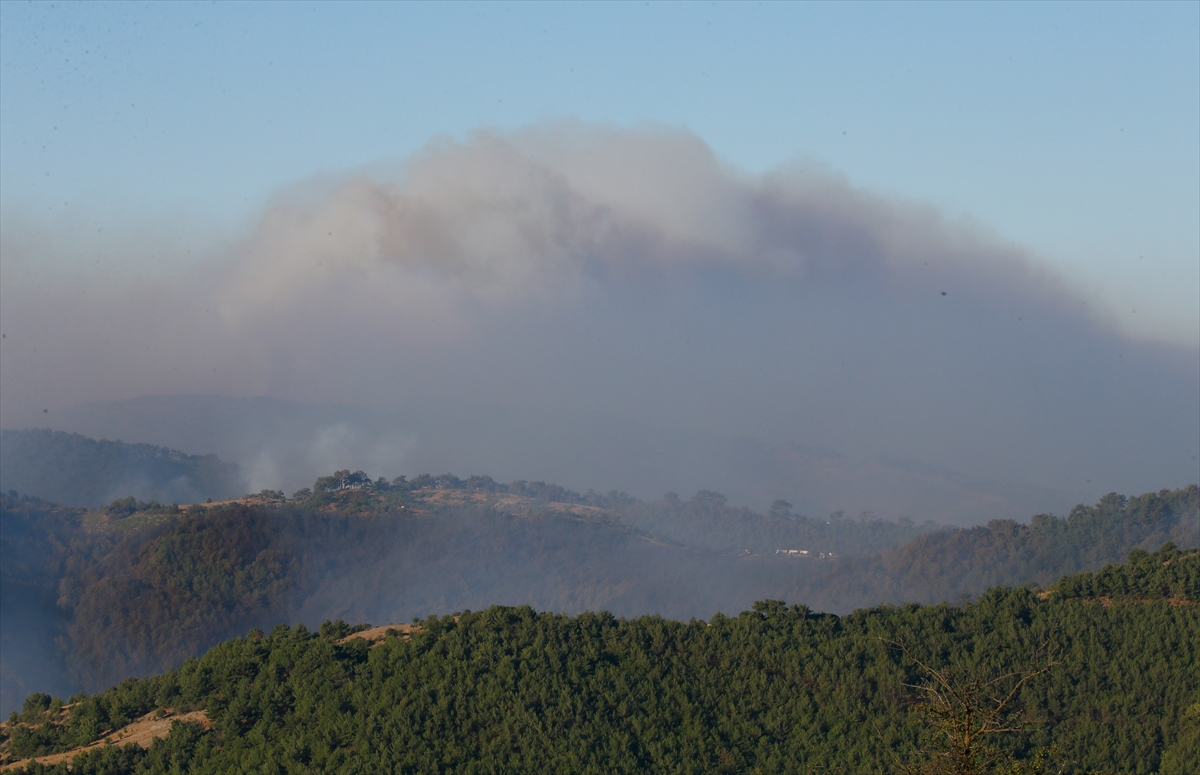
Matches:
[2,433,1195,716]
[1,5,1197,771]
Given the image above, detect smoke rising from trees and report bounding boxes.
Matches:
[1,123,1195,515]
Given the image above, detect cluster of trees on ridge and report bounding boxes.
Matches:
[1,546,1196,773]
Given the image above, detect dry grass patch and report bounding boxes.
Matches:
[0,709,209,772]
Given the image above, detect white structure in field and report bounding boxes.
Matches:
[775,549,836,559]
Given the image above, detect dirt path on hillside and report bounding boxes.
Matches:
[1,709,208,771]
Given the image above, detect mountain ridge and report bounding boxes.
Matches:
[2,473,1194,716]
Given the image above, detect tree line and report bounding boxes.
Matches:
[1,546,1196,773]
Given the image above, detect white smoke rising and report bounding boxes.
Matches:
[1,122,1195,514]
[223,124,1064,313]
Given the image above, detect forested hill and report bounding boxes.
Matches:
[1,479,1195,719]
[790,486,1200,612]
[296,470,944,555]
[2,547,1196,774]
[0,429,243,507]
[610,488,941,556]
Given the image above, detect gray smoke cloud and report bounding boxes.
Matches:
[1,123,1196,519]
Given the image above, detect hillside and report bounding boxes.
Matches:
[610,488,942,556]
[790,486,1200,612]
[0,430,243,508]
[1,486,815,701]
[2,548,1196,774]
[1,477,1195,719]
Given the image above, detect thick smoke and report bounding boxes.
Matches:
[1,123,1196,519]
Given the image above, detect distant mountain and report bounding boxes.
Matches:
[32,393,1073,525]
[0,429,244,507]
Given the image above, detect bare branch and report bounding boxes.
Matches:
[884,637,1060,775]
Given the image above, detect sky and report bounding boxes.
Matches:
[2,1,1197,345]
[1,1,1197,515]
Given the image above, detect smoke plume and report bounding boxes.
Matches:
[2,123,1196,518]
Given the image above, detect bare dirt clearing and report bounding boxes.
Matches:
[1,709,209,771]
[339,623,420,646]
[339,618,470,647]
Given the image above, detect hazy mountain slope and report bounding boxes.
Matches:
[612,489,942,555]
[0,496,78,719]
[0,491,814,701]
[0,429,243,508]
[3,548,1195,774]
[2,480,1194,716]
[792,485,1200,612]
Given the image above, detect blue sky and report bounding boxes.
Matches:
[2,0,1197,345]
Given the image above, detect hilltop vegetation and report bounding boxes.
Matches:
[2,548,1197,774]
[0,429,243,508]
